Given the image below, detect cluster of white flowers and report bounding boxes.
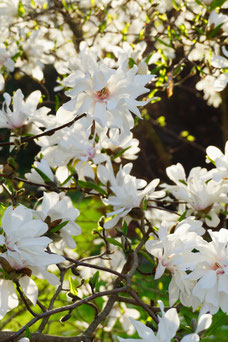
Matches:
[0,205,65,318]
[119,300,212,342]
[0,0,228,340]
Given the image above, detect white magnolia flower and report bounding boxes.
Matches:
[97,161,164,229]
[208,10,228,34]
[211,48,228,92]
[0,205,64,267]
[0,89,52,133]
[0,275,38,320]
[38,118,109,180]
[206,140,228,181]
[59,48,154,131]
[118,300,180,342]
[196,72,222,108]
[35,192,81,249]
[145,221,204,307]
[113,41,148,74]
[98,128,140,163]
[105,303,140,334]
[187,229,228,314]
[181,313,212,342]
[0,205,64,319]
[25,159,55,185]
[15,27,55,81]
[165,163,227,226]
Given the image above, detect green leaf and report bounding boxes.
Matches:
[172,0,180,10]
[30,0,36,8]
[106,238,123,248]
[0,267,10,279]
[194,0,204,5]
[205,312,228,336]
[89,271,99,289]
[194,25,205,35]
[18,1,26,16]
[55,95,60,111]
[178,210,187,222]
[49,220,69,234]
[209,0,226,10]
[122,221,128,235]
[178,179,187,185]
[128,57,136,69]
[98,20,107,33]
[33,166,53,184]
[78,180,107,196]
[155,38,173,49]
[138,250,156,266]
[60,173,74,186]
[69,276,78,296]
[111,146,131,160]
[207,23,224,38]
[62,0,69,10]
[25,325,31,339]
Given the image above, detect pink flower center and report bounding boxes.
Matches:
[80,146,96,161]
[95,87,110,102]
[212,261,225,275]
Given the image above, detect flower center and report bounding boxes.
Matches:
[95,87,110,101]
[212,261,225,275]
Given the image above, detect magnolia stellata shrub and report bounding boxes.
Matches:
[0,0,228,341]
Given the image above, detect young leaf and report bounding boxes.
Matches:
[106,238,123,248]
[78,180,107,196]
[49,220,69,234]
[25,325,31,338]
[122,221,128,235]
[209,0,226,10]
[69,276,78,296]
[89,271,99,289]
[33,166,53,184]
[18,1,26,16]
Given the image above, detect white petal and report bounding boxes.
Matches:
[195,314,212,334]
[0,279,18,319]
[19,276,38,306]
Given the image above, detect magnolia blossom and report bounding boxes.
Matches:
[211,48,228,92]
[187,229,228,314]
[206,140,228,181]
[113,41,148,74]
[0,205,64,267]
[118,300,180,342]
[196,72,222,108]
[0,274,38,320]
[35,192,81,249]
[98,128,140,162]
[25,159,55,185]
[58,48,154,131]
[181,313,212,342]
[0,89,52,133]
[208,10,228,35]
[165,163,227,226]
[145,220,204,307]
[105,303,140,334]
[97,161,164,229]
[15,27,55,81]
[0,205,64,319]
[38,119,109,180]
